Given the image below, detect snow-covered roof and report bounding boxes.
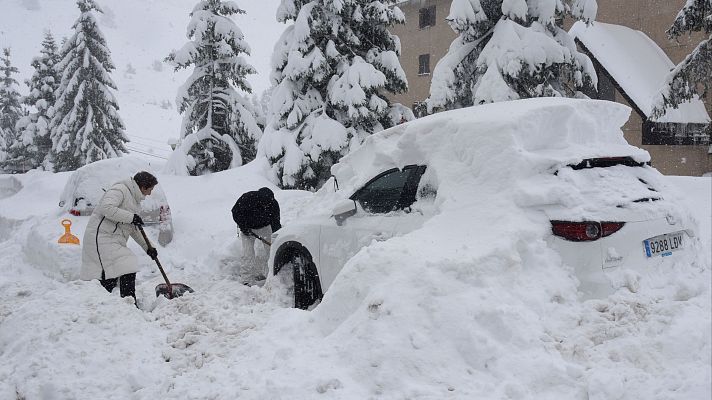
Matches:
[570,21,710,124]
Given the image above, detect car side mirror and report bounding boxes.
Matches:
[332,199,357,226]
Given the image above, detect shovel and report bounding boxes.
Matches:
[138,225,193,299]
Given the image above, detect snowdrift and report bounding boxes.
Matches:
[265,98,710,398]
[0,100,709,398]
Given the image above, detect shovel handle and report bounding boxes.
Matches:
[249,230,272,246]
[138,225,173,298]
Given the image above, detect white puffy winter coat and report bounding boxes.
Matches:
[80,178,150,280]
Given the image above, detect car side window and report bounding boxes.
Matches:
[351,166,427,213]
[351,168,413,213]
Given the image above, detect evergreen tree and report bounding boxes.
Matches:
[261,0,412,190]
[0,48,24,168]
[6,32,60,171]
[425,0,598,112]
[48,0,127,172]
[0,127,7,166]
[165,0,261,176]
[652,0,711,118]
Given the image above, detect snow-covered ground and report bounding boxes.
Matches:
[1,2,710,399]
[0,0,283,160]
[0,162,709,399]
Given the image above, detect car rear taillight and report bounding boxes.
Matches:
[600,222,625,237]
[551,221,625,242]
[551,221,600,241]
[69,209,81,216]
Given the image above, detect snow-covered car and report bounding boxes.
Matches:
[58,156,174,245]
[268,98,699,309]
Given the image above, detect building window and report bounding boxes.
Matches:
[642,121,710,145]
[419,6,436,29]
[418,54,430,75]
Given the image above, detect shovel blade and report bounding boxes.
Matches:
[155,283,194,299]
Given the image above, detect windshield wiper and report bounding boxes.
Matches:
[632,197,661,203]
[569,157,647,170]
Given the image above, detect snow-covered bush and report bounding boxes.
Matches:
[426,0,598,112]
[653,0,711,119]
[260,0,412,190]
[165,0,262,176]
[48,0,128,172]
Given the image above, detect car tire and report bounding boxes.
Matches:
[279,249,322,310]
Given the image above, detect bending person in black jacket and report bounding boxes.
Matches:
[231,187,281,283]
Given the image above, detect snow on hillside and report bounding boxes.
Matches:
[0,0,283,161]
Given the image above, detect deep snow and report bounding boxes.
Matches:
[0,1,710,399]
[0,161,709,399]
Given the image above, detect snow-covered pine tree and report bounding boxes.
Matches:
[426,0,598,112]
[165,0,261,176]
[5,32,61,171]
[260,0,411,190]
[652,0,711,118]
[0,48,24,169]
[48,0,127,172]
[0,127,7,166]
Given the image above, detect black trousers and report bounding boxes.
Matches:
[100,273,136,303]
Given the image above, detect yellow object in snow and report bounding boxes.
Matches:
[58,219,80,245]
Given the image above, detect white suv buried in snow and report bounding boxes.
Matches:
[267,98,698,309]
[58,156,174,246]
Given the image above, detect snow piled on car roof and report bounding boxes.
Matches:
[331,98,649,195]
[294,98,707,398]
[59,156,168,213]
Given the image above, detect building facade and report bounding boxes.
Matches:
[389,0,712,176]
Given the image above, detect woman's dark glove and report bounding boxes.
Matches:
[147,247,158,260]
[131,214,144,226]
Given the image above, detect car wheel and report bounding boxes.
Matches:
[279,249,322,310]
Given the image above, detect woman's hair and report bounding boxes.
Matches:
[133,171,158,189]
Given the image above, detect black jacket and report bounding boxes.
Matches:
[231,189,281,232]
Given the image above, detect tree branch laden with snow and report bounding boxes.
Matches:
[48,0,128,172]
[0,48,26,172]
[4,32,61,172]
[261,0,411,190]
[426,0,598,113]
[165,0,261,176]
[652,0,711,120]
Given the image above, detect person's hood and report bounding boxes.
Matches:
[118,178,145,203]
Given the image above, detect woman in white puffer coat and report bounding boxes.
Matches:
[81,171,159,304]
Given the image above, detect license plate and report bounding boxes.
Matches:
[643,231,685,258]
